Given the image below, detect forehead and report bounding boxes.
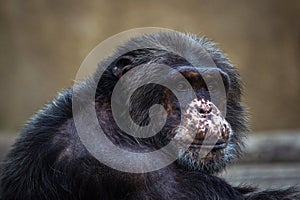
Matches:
[168,66,224,81]
[117,49,228,84]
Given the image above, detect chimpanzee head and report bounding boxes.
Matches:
[93,32,248,174]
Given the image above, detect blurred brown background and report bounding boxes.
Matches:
[0,0,300,188]
[1,0,300,134]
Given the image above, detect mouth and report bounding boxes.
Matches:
[189,139,227,150]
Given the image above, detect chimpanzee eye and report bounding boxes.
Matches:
[207,82,218,93]
[176,82,190,91]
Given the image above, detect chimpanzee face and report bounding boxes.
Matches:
[148,66,233,171]
[96,49,240,174]
[158,65,233,173]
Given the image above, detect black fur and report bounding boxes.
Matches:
[0,31,299,199]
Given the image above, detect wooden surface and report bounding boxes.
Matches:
[220,163,300,189]
[220,130,300,188]
[239,130,300,163]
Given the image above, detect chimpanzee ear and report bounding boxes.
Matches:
[112,55,134,78]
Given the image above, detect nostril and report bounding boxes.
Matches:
[199,108,206,114]
[208,107,212,113]
[198,107,212,114]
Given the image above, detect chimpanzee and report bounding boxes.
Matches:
[0,31,299,200]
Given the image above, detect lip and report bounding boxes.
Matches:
[189,139,227,150]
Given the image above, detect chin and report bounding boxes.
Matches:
[176,132,237,174]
